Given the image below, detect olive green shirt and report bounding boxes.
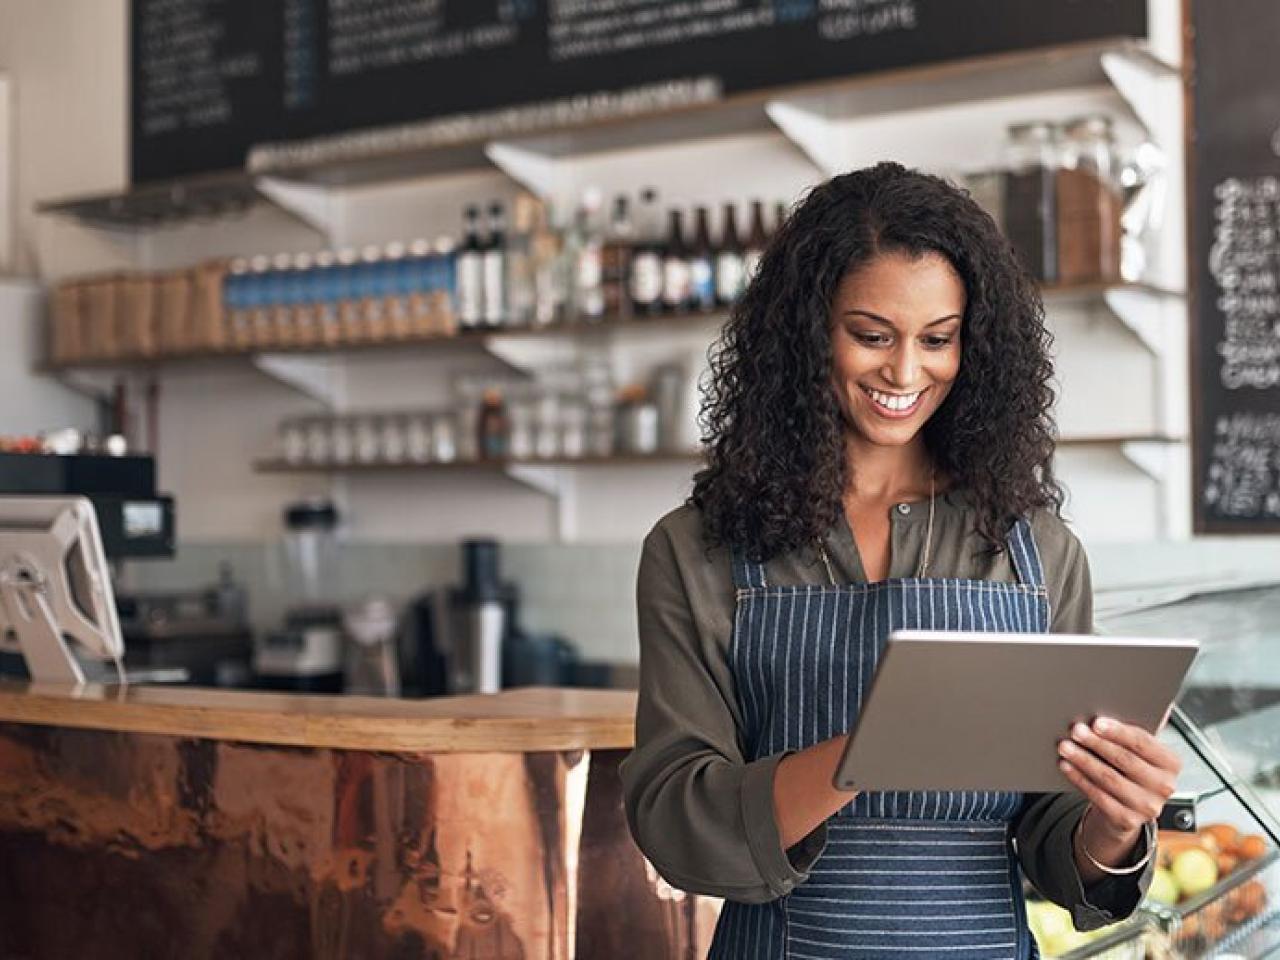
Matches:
[620,492,1152,931]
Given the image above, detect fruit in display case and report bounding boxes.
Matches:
[1025,900,1131,958]
[1170,847,1219,898]
[1147,867,1179,907]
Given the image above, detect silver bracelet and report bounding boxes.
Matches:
[1077,805,1158,876]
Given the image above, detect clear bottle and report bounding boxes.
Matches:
[265,253,294,347]
[743,200,769,284]
[601,194,634,320]
[290,252,317,346]
[506,194,538,328]
[573,188,606,323]
[715,202,746,306]
[662,209,692,313]
[630,188,665,317]
[483,201,508,328]
[532,199,567,327]
[688,206,717,312]
[1056,115,1123,284]
[1001,121,1061,284]
[457,204,485,329]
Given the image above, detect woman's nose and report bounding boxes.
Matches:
[882,344,919,387]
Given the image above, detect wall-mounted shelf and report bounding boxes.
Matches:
[253,453,702,475]
[37,39,1177,235]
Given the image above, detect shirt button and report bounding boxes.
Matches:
[896,503,911,516]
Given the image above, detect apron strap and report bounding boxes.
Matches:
[729,544,769,589]
[1007,517,1047,590]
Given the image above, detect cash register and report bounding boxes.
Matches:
[0,452,251,685]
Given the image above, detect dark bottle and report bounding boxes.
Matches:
[773,201,788,239]
[715,202,745,307]
[457,204,484,328]
[688,206,717,312]
[662,209,692,313]
[482,202,508,328]
[600,195,634,319]
[743,199,769,283]
[629,187,665,316]
[477,388,509,460]
[1001,121,1060,284]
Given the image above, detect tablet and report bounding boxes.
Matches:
[833,630,1199,794]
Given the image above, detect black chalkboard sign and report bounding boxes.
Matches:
[130,0,1146,184]
[1190,0,1280,532]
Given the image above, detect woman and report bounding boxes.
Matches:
[620,163,1180,959]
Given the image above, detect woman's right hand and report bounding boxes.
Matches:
[773,734,860,848]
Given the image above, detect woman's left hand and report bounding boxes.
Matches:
[1057,715,1182,847]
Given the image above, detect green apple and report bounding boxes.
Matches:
[1028,901,1072,947]
[1148,866,1181,906]
[1172,848,1219,898]
[1044,929,1092,956]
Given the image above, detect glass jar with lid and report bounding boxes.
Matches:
[1000,120,1061,284]
[1056,114,1124,284]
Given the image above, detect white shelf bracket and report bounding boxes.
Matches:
[485,142,570,198]
[254,176,340,239]
[506,463,576,541]
[1100,51,1179,144]
[1120,439,1170,483]
[1103,288,1166,357]
[481,332,578,377]
[253,353,347,408]
[764,100,843,177]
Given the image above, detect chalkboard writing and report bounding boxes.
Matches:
[131,0,1146,184]
[1191,0,1280,531]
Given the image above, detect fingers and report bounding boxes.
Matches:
[1057,758,1150,832]
[1067,719,1180,799]
[1090,716,1182,774]
[1057,740,1165,828]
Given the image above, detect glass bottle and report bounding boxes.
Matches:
[662,209,692,313]
[457,204,485,329]
[1056,115,1124,284]
[483,201,508,329]
[629,187,665,317]
[506,194,538,328]
[476,388,510,461]
[716,202,745,307]
[743,199,769,283]
[1001,121,1061,284]
[601,194,634,320]
[688,206,717,312]
[573,188,606,323]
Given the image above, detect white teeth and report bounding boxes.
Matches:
[864,387,923,412]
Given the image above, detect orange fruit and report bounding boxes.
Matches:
[1202,823,1240,851]
[1237,834,1269,860]
[1217,852,1240,876]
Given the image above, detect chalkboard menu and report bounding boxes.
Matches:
[1190,0,1280,532]
[130,0,1146,184]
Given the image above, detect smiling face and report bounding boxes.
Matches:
[829,251,966,451]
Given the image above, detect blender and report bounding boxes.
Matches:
[254,499,345,692]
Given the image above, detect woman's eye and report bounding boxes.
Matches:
[853,331,889,346]
[923,336,954,349]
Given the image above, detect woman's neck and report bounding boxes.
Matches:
[842,433,934,503]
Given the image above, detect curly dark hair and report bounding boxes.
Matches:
[691,161,1063,560]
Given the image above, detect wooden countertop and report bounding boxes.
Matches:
[0,681,637,752]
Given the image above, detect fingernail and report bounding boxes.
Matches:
[1058,760,1073,773]
[1059,740,1078,757]
[1094,717,1113,733]
[1073,722,1091,740]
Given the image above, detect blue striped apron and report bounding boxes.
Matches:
[710,519,1050,960]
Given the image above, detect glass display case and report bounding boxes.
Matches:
[1033,580,1280,960]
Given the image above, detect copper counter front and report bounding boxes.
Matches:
[0,722,717,959]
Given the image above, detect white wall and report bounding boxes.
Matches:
[0,278,94,433]
[0,74,11,272]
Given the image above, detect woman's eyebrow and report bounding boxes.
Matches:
[842,309,962,326]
